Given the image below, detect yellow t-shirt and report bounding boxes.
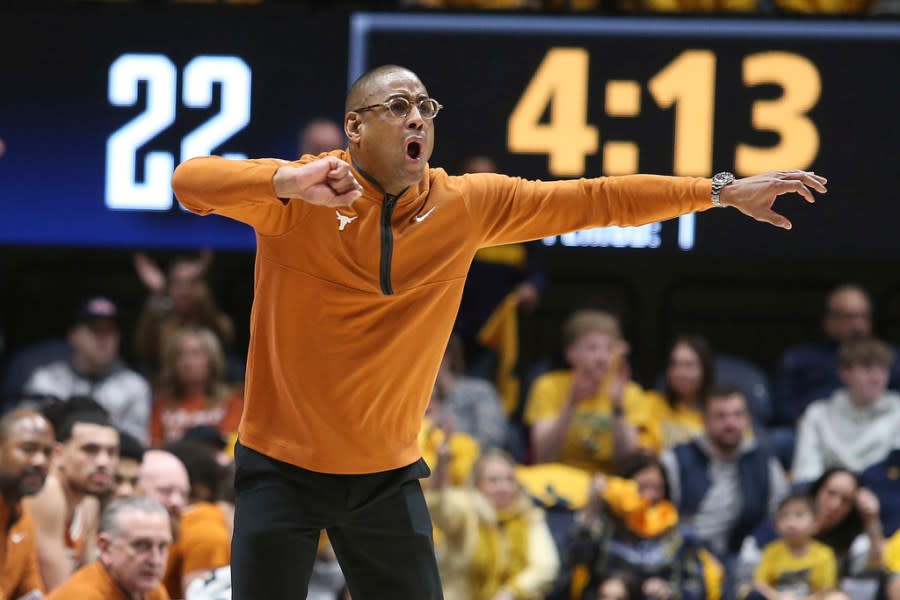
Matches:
[754,539,837,595]
[643,391,704,450]
[886,529,900,573]
[524,371,661,473]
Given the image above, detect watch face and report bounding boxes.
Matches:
[713,172,735,185]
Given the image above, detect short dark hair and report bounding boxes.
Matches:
[117,430,145,462]
[57,410,115,443]
[777,490,814,514]
[162,440,222,502]
[701,384,745,413]
[615,451,670,501]
[40,395,105,436]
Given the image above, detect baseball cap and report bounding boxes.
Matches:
[72,296,119,327]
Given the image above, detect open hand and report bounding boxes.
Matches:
[274,157,363,207]
[133,252,166,294]
[719,170,827,230]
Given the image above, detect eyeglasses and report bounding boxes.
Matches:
[352,96,443,120]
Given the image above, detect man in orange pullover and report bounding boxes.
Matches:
[171,64,827,600]
[46,496,171,600]
[0,409,54,600]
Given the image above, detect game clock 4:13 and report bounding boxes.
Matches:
[506,47,821,179]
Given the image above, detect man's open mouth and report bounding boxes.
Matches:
[406,139,422,160]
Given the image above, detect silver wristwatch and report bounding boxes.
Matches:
[711,171,735,207]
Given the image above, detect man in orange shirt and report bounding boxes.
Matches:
[0,409,55,600]
[171,64,827,599]
[46,496,171,600]
[159,441,231,599]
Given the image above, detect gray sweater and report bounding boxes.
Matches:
[792,388,900,482]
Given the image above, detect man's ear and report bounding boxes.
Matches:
[97,532,112,555]
[345,114,362,143]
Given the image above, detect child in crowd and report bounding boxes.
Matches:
[753,492,837,599]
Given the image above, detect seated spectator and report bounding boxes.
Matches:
[647,335,716,449]
[23,296,151,444]
[886,529,900,600]
[134,252,235,378]
[860,448,900,538]
[810,469,884,576]
[26,408,120,590]
[525,310,659,475]
[137,449,191,599]
[109,429,146,504]
[150,327,243,446]
[661,386,788,563]
[298,117,345,156]
[431,333,507,449]
[568,452,723,600]
[46,496,172,600]
[772,284,900,466]
[426,448,559,600]
[160,440,232,596]
[0,409,55,599]
[792,337,900,483]
[750,492,837,600]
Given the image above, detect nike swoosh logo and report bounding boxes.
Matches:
[415,207,436,223]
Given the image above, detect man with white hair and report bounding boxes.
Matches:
[46,495,172,599]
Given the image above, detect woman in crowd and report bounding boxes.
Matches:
[150,326,243,446]
[426,447,559,600]
[647,335,716,449]
[807,468,884,576]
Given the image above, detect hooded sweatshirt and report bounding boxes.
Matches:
[172,151,712,474]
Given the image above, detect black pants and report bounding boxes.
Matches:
[231,442,443,600]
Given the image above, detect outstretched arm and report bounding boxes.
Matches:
[461,169,826,247]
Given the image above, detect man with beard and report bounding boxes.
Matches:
[46,496,172,600]
[171,64,826,599]
[662,386,788,564]
[26,410,120,590]
[0,409,55,599]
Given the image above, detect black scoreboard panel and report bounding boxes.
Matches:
[352,14,900,259]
